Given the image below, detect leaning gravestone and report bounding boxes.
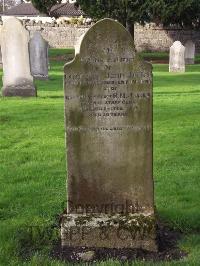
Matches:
[0,17,36,97]
[29,32,49,80]
[169,41,185,73]
[61,19,157,252]
[185,40,195,65]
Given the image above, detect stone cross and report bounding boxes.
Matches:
[185,40,195,65]
[169,41,185,73]
[0,17,36,97]
[29,32,49,80]
[61,19,157,252]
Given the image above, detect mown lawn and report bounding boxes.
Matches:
[0,49,200,265]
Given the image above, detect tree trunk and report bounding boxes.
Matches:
[126,21,134,41]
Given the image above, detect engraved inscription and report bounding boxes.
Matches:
[66,91,151,119]
[65,65,151,125]
[65,71,151,86]
[64,22,152,135]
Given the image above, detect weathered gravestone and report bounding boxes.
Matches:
[0,46,2,69]
[29,32,49,80]
[61,19,157,252]
[0,26,2,69]
[0,17,36,97]
[185,40,195,65]
[169,41,185,73]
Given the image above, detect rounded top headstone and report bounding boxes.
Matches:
[67,18,136,70]
[2,16,22,28]
[64,18,154,215]
[1,16,29,40]
[169,41,185,72]
[79,18,134,51]
[170,41,185,51]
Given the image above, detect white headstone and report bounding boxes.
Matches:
[75,33,85,55]
[0,47,2,69]
[29,32,49,80]
[0,17,36,97]
[185,40,195,65]
[169,41,185,73]
[0,26,3,68]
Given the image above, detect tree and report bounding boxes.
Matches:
[30,0,61,16]
[76,0,200,38]
[149,0,200,29]
[76,0,151,38]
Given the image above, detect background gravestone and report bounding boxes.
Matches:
[185,40,195,65]
[29,32,49,80]
[0,26,2,68]
[169,41,185,73]
[61,19,157,252]
[74,33,85,55]
[0,17,36,97]
[0,46,2,69]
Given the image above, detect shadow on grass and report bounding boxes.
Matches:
[15,222,60,261]
[39,96,64,99]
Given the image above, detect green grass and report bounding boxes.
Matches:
[0,49,200,265]
[140,51,169,60]
[49,48,74,57]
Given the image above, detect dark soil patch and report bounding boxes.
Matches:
[145,59,169,65]
[142,57,169,64]
[51,221,187,263]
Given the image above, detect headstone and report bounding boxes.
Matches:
[169,41,185,73]
[0,47,2,69]
[75,34,85,55]
[61,19,157,252]
[0,25,2,68]
[185,40,195,64]
[0,17,36,97]
[29,32,49,80]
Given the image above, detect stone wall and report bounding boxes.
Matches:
[26,23,90,49]
[135,24,200,52]
[25,22,200,52]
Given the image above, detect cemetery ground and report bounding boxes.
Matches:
[0,49,200,265]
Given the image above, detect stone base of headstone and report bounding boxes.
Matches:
[34,75,49,80]
[169,67,185,73]
[2,82,37,97]
[61,213,157,252]
[185,58,194,65]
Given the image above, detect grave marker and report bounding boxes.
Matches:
[61,19,157,252]
[0,46,2,69]
[185,40,195,65]
[1,17,36,97]
[29,32,49,80]
[169,41,185,73]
